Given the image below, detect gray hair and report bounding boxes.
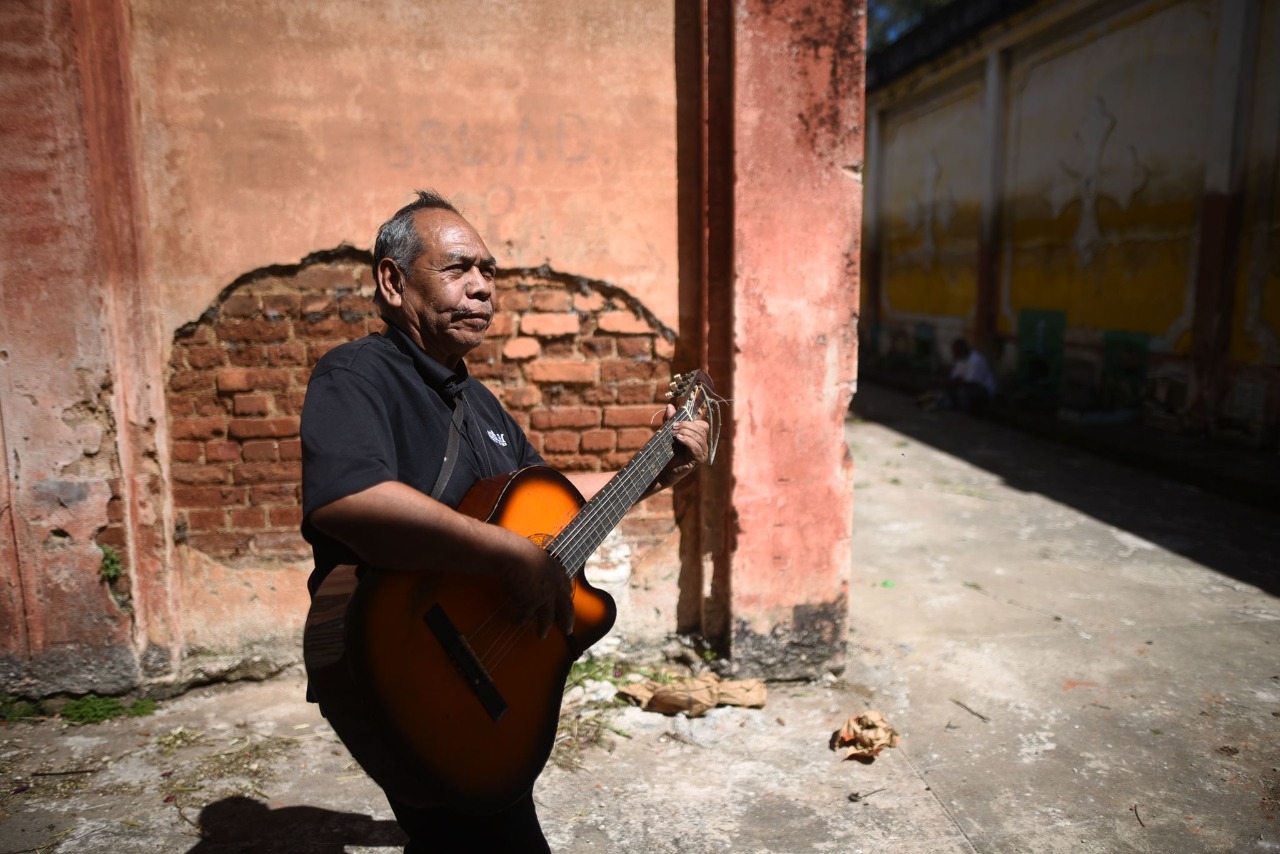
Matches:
[372,189,461,283]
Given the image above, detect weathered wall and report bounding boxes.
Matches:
[864,0,1280,443]
[127,0,681,337]
[1,0,865,696]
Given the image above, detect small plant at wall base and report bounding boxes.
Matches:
[60,694,157,725]
[0,695,39,722]
[99,544,123,582]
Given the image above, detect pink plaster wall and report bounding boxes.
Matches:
[0,0,138,694]
[127,0,681,337]
[728,0,862,673]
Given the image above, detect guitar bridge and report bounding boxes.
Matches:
[424,604,508,723]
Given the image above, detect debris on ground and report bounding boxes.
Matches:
[617,672,767,718]
[830,710,900,762]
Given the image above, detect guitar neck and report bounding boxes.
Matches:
[547,410,690,574]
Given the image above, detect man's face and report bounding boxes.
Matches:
[393,208,497,367]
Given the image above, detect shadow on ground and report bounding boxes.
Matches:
[852,382,1280,597]
[186,796,405,853]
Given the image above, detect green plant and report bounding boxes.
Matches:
[99,544,123,582]
[61,694,125,724]
[60,693,157,724]
[1,694,38,722]
[126,698,158,717]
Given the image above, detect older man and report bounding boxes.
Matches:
[300,190,709,851]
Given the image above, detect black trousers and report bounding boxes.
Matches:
[387,790,550,854]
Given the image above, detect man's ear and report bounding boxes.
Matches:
[375,257,406,308]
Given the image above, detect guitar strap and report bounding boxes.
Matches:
[429,393,466,501]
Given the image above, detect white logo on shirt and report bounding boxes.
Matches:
[487,429,508,447]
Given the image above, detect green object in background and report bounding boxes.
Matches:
[1101,330,1150,409]
[1017,309,1066,394]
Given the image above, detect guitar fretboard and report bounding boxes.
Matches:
[546,409,692,575]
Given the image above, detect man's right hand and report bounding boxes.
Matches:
[500,534,575,640]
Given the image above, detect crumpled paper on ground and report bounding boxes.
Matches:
[617,672,767,718]
[830,710,900,762]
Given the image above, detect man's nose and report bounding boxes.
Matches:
[464,268,492,299]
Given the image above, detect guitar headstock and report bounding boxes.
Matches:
[667,370,715,420]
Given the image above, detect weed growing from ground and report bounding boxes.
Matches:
[61,694,157,725]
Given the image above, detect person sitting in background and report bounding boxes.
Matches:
[943,338,996,414]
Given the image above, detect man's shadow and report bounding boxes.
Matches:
[185,795,407,853]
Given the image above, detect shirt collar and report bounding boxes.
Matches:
[382,325,472,401]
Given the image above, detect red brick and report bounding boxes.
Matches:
[193,393,228,417]
[604,405,665,428]
[171,441,202,463]
[618,382,659,404]
[542,454,597,471]
[265,343,308,366]
[488,312,517,337]
[503,386,542,409]
[620,517,678,539]
[269,506,303,527]
[204,440,241,462]
[233,393,270,416]
[229,417,300,439]
[503,338,541,360]
[532,290,572,312]
[581,429,616,453]
[602,359,660,382]
[583,385,619,405]
[263,294,301,316]
[530,407,600,430]
[574,291,606,312]
[171,417,226,441]
[520,313,580,337]
[219,318,290,343]
[580,337,616,358]
[172,485,248,508]
[96,526,127,550]
[227,344,267,367]
[185,508,227,531]
[229,507,267,528]
[249,369,292,390]
[233,461,302,484]
[543,432,580,454]
[106,497,125,524]
[497,290,531,311]
[618,337,653,358]
[598,311,653,334]
[185,532,248,556]
[222,294,259,317]
[300,294,333,314]
[185,346,227,369]
[525,361,597,384]
[616,427,656,450]
[217,368,253,393]
[172,464,231,485]
[279,438,302,460]
[170,370,214,393]
[250,484,297,505]
[242,440,279,461]
[655,337,676,359]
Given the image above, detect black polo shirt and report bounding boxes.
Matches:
[299,325,543,595]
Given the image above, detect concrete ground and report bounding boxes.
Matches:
[1,383,1277,853]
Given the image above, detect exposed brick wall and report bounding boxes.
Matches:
[166,257,677,563]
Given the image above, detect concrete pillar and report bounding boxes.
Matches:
[1190,0,1261,426]
[703,0,862,678]
[975,49,1008,355]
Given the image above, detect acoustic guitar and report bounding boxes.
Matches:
[303,371,714,814]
